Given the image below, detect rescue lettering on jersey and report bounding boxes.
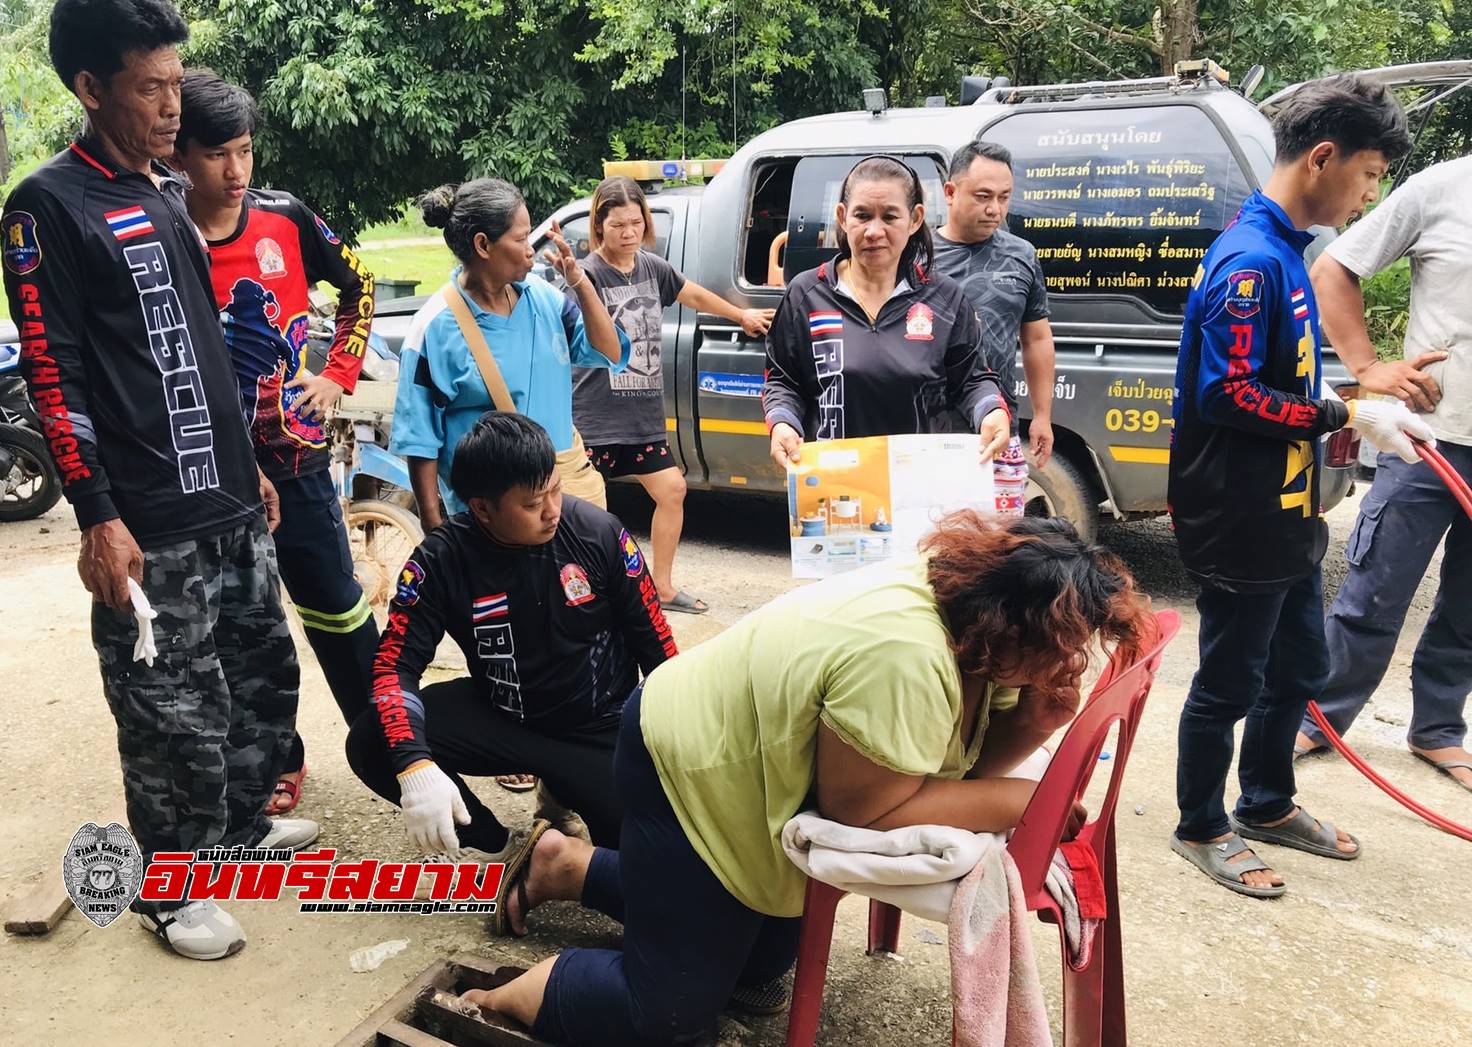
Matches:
[372,609,417,748]
[638,574,679,659]
[123,241,219,493]
[812,337,845,440]
[15,283,91,482]
[1280,318,1318,518]
[475,621,525,718]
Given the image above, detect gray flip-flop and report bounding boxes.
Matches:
[1411,751,1472,792]
[1170,833,1286,899]
[1230,808,1360,861]
[663,591,709,615]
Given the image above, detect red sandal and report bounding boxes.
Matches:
[267,765,307,815]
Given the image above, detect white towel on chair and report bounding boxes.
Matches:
[781,814,1001,923]
[780,747,1054,925]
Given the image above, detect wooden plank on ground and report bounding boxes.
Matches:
[3,871,72,935]
[5,801,130,937]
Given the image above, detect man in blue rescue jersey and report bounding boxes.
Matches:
[1167,75,1432,898]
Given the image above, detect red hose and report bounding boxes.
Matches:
[1305,438,1472,843]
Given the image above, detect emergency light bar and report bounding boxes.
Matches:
[602,159,728,187]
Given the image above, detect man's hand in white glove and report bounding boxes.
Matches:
[1346,399,1437,464]
[396,760,472,855]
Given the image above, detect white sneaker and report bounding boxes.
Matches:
[138,900,246,960]
[257,817,320,851]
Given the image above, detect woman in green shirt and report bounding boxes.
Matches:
[467,512,1149,1044]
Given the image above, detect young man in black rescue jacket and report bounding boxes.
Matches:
[347,413,677,863]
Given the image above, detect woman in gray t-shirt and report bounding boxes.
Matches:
[573,176,772,614]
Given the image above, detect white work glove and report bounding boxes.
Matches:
[126,578,158,667]
[396,761,471,855]
[1345,399,1437,464]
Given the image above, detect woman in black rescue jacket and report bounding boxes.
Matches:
[761,155,1010,466]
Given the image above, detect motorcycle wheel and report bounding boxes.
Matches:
[0,423,62,522]
[345,499,424,619]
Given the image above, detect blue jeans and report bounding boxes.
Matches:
[1176,569,1329,841]
[533,686,801,1045]
[1301,443,1472,751]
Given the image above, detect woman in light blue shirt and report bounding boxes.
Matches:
[391,178,630,531]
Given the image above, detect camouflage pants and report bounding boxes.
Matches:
[93,514,299,909]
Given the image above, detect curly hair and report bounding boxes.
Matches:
[921,512,1149,705]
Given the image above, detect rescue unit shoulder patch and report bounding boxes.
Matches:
[395,559,426,606]
[2,212,42,275]
[313,214,341,245]
[618,529,644,577]
[560,563,594,606]
[1225,269,1264,319]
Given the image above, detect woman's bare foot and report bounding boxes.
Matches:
[1200,833,1284,890]
[502,829,595,936]
[495,773,536,791]
[1258,806,1359,855]
[463,955,558,1028]
[1411,744,1472,789]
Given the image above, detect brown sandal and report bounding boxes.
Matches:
[488,819,551,937]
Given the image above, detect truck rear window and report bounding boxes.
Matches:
[982,105,1252,315]
[741,154,948,287]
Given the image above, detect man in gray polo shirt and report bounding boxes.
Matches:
[1295,155,1472,790]
[933,139,1057,486]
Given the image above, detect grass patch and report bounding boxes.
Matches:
[357,206,437,243]
[356,241,456,299]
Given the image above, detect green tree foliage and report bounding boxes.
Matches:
[3,0,1470,248]
[1,0,83,194]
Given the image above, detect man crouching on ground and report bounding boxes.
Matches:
[347,412,677,904]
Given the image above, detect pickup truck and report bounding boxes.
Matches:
[362,62,1401,539]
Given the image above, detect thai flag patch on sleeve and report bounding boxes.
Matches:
[1292,288,1309,320]
[103,206,155,241]
[472,593,510,622]
[808,311,843,337]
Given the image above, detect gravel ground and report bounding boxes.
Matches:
[0,481,1468,1046]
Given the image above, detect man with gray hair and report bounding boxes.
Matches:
[933,139,1057,515]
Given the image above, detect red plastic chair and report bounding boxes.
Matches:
[785,610,1181,1047]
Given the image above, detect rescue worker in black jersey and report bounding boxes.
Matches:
[761,155,1011,467]
[347,413,678,870]
[0,0,314,961]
